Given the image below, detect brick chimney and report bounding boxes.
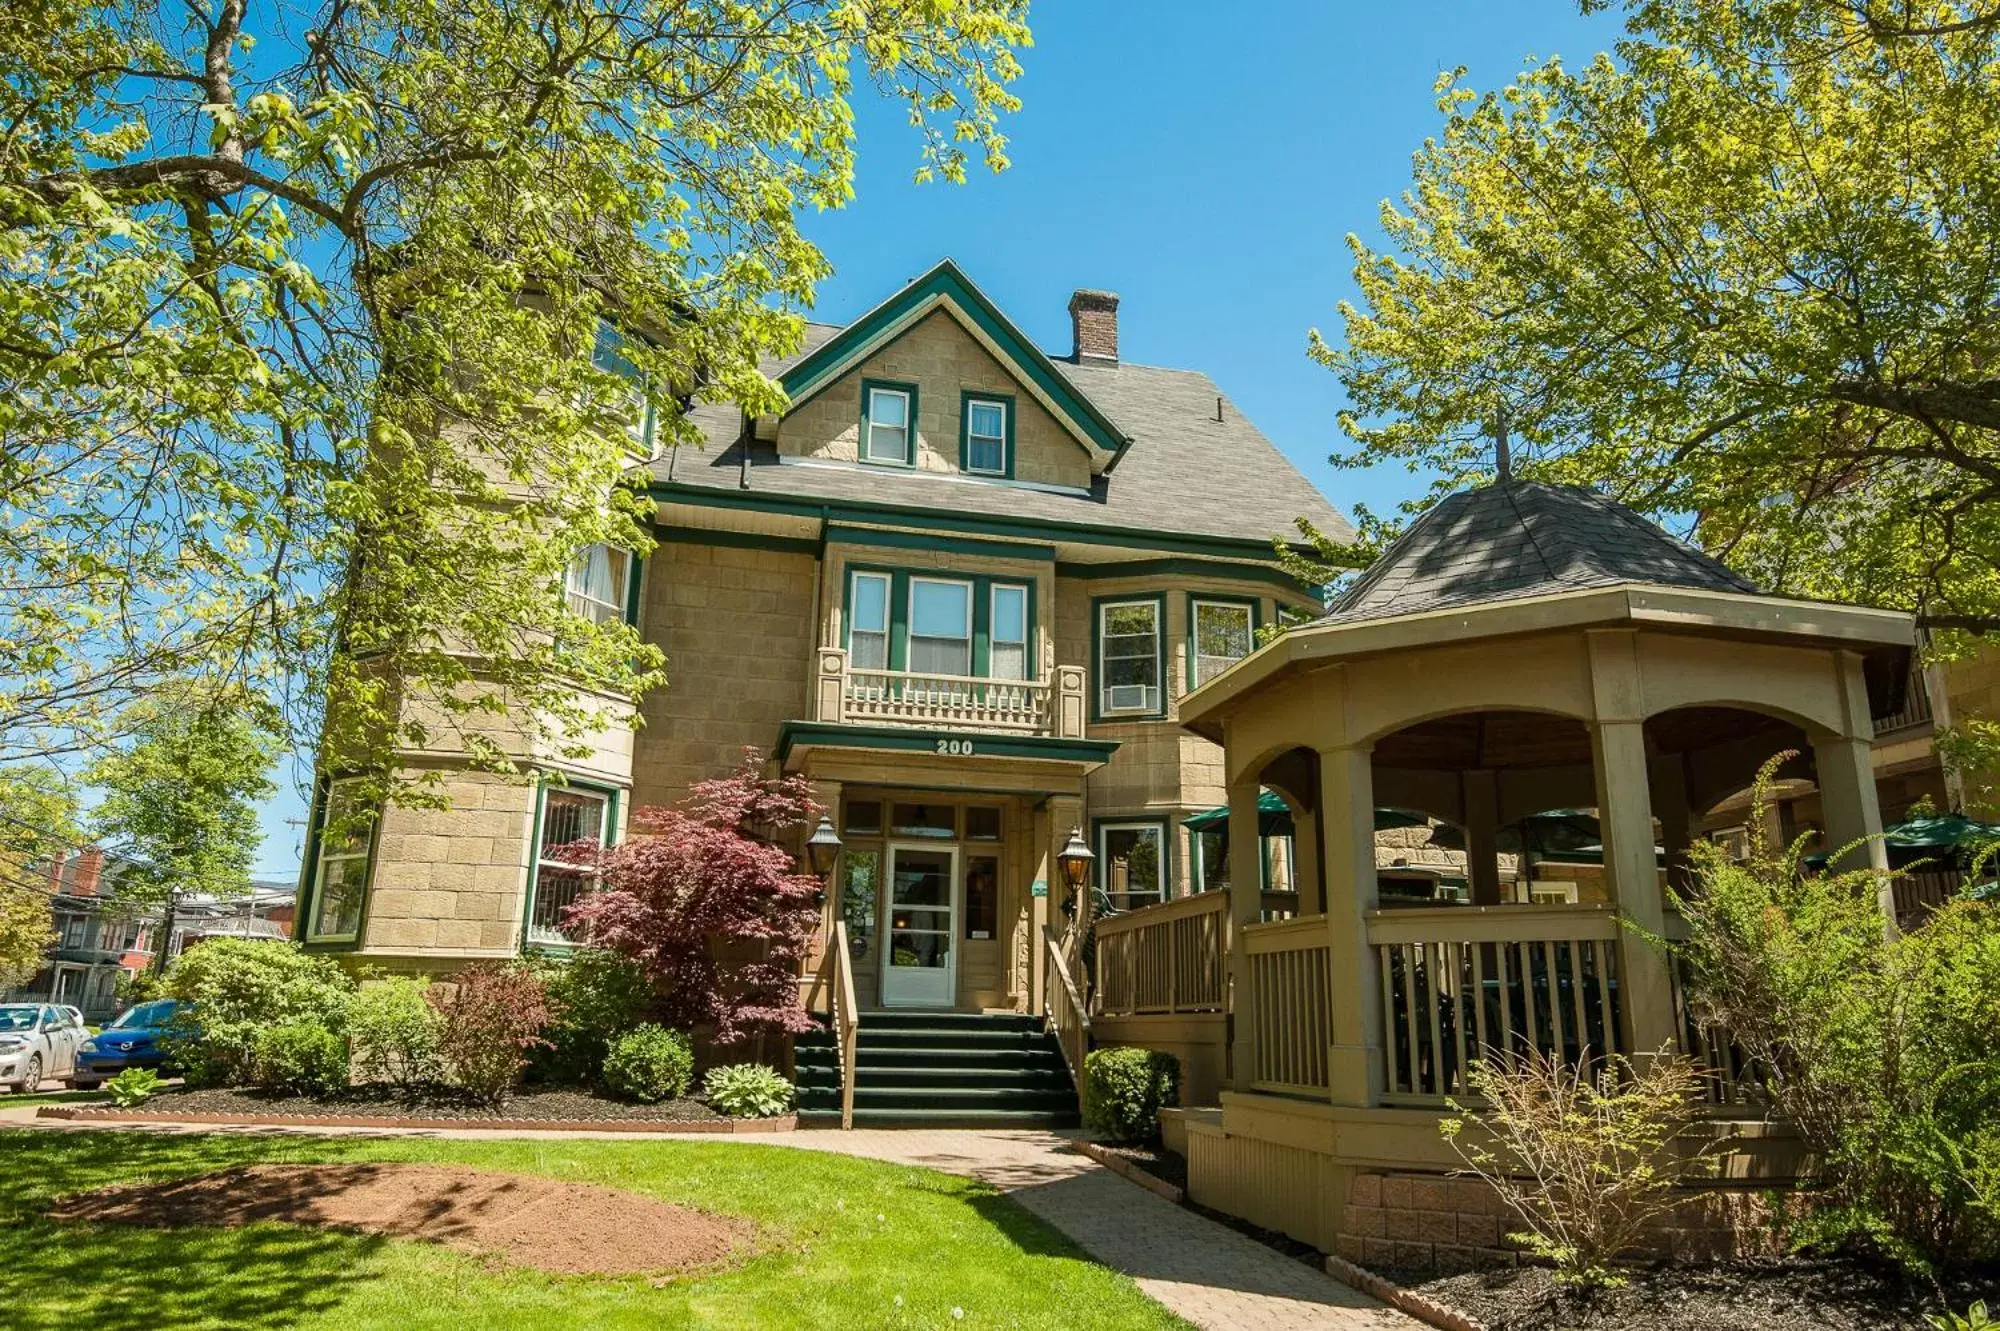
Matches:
[72,847,104,897]
[1068,289,1120,366]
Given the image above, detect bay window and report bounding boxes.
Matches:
[308,782,374,941]
[1190,597,1256,687]
[909,578,973,676]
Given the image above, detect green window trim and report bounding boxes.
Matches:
[1093,815,1174,912]
[1090,592,1170,722]
[958,390,1016,479]
[1185,593,1262,692]
[298,776,380,949]
[623,550,645,628]
[521,774,625,955]
[859,378,920,468]
[841,562,1037,680]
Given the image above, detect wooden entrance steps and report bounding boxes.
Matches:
[795,1011,1080,1129]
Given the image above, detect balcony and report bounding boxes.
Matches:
[813,648,1087,738]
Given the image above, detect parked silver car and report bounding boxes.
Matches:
[0,1003,86,1092]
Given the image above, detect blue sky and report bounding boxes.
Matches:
[251,0,1625,877]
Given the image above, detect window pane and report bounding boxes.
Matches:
[1103,603,1157,638]
[964,807,1002,840]
[969,402,1004,437]
[843,800,883,835]
[910,581,969,638]
[851,574,889,633]
[1194,602,1254,685]
[870,389,908,428]
[851,630,889,671]
[990,642,1026,680]
[541,789,606,851]
[890,803,956,838]
[866,424,907,462]
[1101,825,1164,911]
[965,855,999,939]
[842,850,880,953]
[992,586,1026,642]
[313,856,365,938]
[967,437,1004,473]
[1197,829,1229,893]
[566,545,627,624]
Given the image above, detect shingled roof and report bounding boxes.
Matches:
[1319,480,1759,625]
[649,322,1354,550]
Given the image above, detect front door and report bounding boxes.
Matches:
[882,844,957,1007]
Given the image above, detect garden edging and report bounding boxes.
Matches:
[37,1105,797,1134]
[1072,1140,1185,1202]
[1322,1254,1488,1331]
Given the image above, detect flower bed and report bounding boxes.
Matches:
[40,1084,796,1133]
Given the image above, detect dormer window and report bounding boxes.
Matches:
[962,395,1011,476]
[862,381,916,465]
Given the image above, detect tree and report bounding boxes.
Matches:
[0,765,76,987]
[85,692,278,911]
[1321,0,2000,638]
[564,750,822,1047]
[1,0,1031,806]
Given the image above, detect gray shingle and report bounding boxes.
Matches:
[647,324,1353,549]
[1318,480,1759,624]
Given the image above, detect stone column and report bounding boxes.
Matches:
[1589,720,1678,1057]
[1226,771,1265,1093]
[1462,768,1503,905]
[1319,744,1384,1107]
[1028,799,1051,1016]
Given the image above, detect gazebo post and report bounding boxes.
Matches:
[1817,649,1896,930]
[1462,769,1503,904]
[1226,770,1264,1093]
[1318,743,1384,1107]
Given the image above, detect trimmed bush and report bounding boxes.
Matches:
[428,962,551,1105]
[252,1020,350,1097]
[702,1062,793,1118]
[347,977,444,1089]
[161,939,353,1086]
[602,1024,695,1103]
[527,948,651,1086]
[1083,1047,1180,1143]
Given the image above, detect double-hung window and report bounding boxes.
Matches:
[863,384,914,465]
[1098,599,1162,715]
[1190,598,1255,687]
[528,784,614,947]
[308,782,375,941]
[848,571,892,670]
[990,584,1029,681]
[566,545,630,625]
[592,322,655,451]
[963,397,1009,476]
[908,578,973,677]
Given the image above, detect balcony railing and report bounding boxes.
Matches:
[1874,658,1935,735]
[814,648,1086,737]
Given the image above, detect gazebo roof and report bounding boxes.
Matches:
[1320,480,1759,626]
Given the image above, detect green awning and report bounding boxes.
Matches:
[1180,799,1429,837]
[1880,813,2000,850]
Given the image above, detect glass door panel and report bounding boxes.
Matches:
[882,846,957,1007]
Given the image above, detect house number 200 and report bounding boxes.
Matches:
[934,738,975,756]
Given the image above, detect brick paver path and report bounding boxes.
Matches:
[0,1109,1414,1330]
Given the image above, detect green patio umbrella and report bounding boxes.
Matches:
[1804,811,2000,870]
[1181,798,1429,838]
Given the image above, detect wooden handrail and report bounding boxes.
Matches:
[1043,925,1091,1091]
[832,920,859,1131]
[1092,890,1226,936]
[1365,903,1622,946]
[1093,890,1229,1018]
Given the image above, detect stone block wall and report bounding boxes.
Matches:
[359,771,538,960]
[779,310,1092,489]
[631,539,818,808]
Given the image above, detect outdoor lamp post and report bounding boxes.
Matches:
[1057,826,1094,920]
[804,814,842,907]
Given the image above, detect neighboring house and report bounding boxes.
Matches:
[294,259,1349,1016]
[5,848,145,1022]
[171,881,296,952]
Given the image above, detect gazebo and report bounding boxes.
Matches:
[1101,477,1916,1255]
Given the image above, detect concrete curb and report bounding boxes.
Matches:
[37,1106,797,1134]
[1322,1255,1488,1331]
[1071,1140,1186,1203]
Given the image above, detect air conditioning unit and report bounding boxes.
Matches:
[1105,684,1155,713]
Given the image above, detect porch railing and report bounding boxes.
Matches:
[814,648,1087,737]
[804,920,861,1129]
[1093,891,1229,1017]
[1044,925,1091,1089]
[1242,914,1332,1096]
[1366,904,1625,1103]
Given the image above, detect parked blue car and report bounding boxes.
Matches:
[73,1000,184,1089]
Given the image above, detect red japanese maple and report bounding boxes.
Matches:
[562,750,823,1045]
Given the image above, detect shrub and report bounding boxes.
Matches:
[1932,1303,1999,1331]
[252,1020,350,1097]
[564,752,823,1046]
[347,977,444,1089]
[427,962,551,1105]
[160,939,353,1085]
[105,1067,160,1107]
[1673,753,2000,1274]
[527,948,651,1086]
[702,1062,793,1118]
[602,1024,695,1103]
[1440,1046,1713,1289]
[1082,1047,1180,1143]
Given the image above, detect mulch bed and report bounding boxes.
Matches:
[52,1163,752,1277]
[40,1084,796,1132]
[1383,1258,2000,1331]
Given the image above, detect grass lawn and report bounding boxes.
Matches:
[5,1089,112,1109]
[0,1131,1191,1330]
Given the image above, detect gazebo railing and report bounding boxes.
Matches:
[1366,905,1625,1104]
[1242,914,1332,1096]
[1093,891,1229,1017]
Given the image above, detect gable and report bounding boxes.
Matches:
[779,259,1130,465]
[777,311,1093,490]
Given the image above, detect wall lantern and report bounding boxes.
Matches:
[804,815,843,897]
[1057,826,1095,894]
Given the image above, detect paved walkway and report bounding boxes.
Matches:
[0,1109,1414,1330]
